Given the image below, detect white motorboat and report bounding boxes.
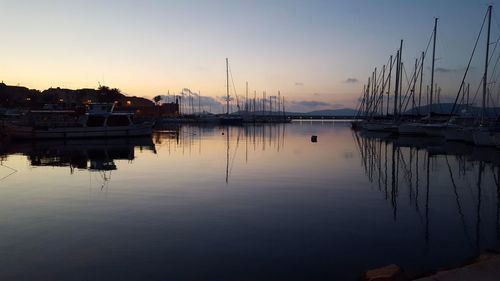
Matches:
[5,103,153,139]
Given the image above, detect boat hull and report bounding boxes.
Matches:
[220,117,243,125]
[472,130,496,146]
[422,123,447,137]
[362,122,398,133]
[444,127,474,143]
[398,123,427,135]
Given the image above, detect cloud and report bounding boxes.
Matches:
[216,95,234,102]
[295,82,304,86]
[432,66,471,74]
[288,100,347,112]
[343,78,359,84]
[156,88,224,112]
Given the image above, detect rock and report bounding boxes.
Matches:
[361,264,406,281]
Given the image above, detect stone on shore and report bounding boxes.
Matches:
[361,264,406,281]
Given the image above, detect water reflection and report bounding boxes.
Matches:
[153,124,288,183]
[354,130,500,254]
[0,137,156,172]
[0,122,499,280]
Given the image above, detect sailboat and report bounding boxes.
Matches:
[220,58,243,125]
[472,5,497,146]
[361,42,403,133]
[399,20,438,137]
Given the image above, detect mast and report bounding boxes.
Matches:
[278,91,281,116]
[373,67,377,115]
[418,51,424,115]
[412,58,418,114]
[393,48,400,117]
[381,65,386,115]
[282,96,286,117]
[387,55,392,115]
[430,18,438,115]
[263,91,266,113]
[366,72,372,117]
[246,81,249,112]
[253,90,256,114]
[226,58,230,116]
[269,95,272,115]
[482,5,492,122]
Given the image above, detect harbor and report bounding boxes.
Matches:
[2,1,500,280]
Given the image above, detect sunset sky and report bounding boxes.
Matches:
[1,0,499,112]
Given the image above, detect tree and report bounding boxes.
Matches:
[153,95,162,105]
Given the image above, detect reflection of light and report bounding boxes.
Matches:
[26,97,31,101]
[59,98,64,102]
[127,100,132,105]
[86,99,92,104]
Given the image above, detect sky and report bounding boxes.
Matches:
[1,0,500,112]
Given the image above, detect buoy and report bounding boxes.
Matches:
[311,135,317,142]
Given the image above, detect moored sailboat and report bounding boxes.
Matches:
[220,58,243,125]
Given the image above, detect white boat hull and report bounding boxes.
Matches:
[6,123,153,139]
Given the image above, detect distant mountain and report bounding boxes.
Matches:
[233,108,358,116]
[304,108,358,116]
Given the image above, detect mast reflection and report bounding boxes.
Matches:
[354,131,500,252]
[153,124,288,183]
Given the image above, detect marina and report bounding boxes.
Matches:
[352,6,500,150]
[2,1,500,280]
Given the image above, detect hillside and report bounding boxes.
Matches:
[304,108,358,116]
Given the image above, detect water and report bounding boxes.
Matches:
[0,122,499,280]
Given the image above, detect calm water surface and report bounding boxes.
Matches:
[0,122,499,280]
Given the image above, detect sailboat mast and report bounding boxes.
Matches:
[387,55,392,116]
[226,58,230,116]
[430,18,438,115]
[393,41,402,117]
[380,65,386,115]
[482,5,492,121]
[412,58,417,113]
[418,51,424,115]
